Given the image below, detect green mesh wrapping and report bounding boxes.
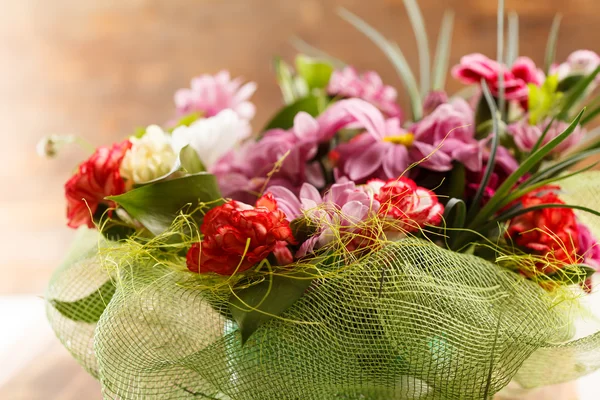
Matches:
[46,172,600,399]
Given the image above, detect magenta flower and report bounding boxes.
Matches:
[174,71,257,120]
[508,119,585,156]
[327,66,403,118]
[511,57,545,86]
[578,223,600,271]
[268,181,379,256]
[452,53,543,102]
[577,223,600,292]
[332,98,480,182]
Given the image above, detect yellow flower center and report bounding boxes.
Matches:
[382,132,415,147]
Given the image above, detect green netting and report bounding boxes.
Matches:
[46,172,600,399]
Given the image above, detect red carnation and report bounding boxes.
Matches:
[506,186,579,275]
[65,140,132,228]
[373,177,444,234]
[186,193,296,275]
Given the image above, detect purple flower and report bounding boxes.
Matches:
[422,91,449,116]
[211,128,322,203]
[327,66,403,118]
[333,98,481,182]
[410,98,480,171]
[212,98,396,200]
[174,71,257,120]
[508,119,585,156]
[268,181,379,256]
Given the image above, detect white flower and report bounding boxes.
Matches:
[552,50,600,81]
[36,134,76,158]
[120,125,177,184]
[171,109,250,169]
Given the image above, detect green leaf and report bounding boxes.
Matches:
[403,0,430,96]
[264,95,324,131]
[229,272,314,345]
[432,10,454,91]
[557,75,584,92]
[338,8,422,120]
[295,55,334,90]
[179,145,205,174]
[107,173,222,236]
[544,15,562,75]
[50,280,116,323]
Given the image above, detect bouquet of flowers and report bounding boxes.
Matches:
[42,3,600,399]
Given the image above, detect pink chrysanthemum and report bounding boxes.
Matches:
[174,70,257,120]
[327,66,402,118]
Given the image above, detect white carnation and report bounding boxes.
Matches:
[171,109,250,169]
[120,125,177,184]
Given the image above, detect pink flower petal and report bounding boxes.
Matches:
[382,144,410,179]
[347,141,389,181]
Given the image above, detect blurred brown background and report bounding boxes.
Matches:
[0,0,597,398]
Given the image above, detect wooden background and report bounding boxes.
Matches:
[1,0,598,398]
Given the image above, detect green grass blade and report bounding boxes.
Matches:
[444,197,467,249]
[506,12,519,66]
[523,148,600,186]
[580,104,600,126]
[544,15,562,74]
[497,0,506,118]
[273,57,297,104]
[494,203,600,225]
[468,80,500,220]
[445,198,467,229]
[558,65,600,119]
[290,37,346,69]
[403,0,431,96]
[499,162,599,208]
[338,8,422,120]
[529,117,556,155]
[469,108,586,228]
[432,10,455,90]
